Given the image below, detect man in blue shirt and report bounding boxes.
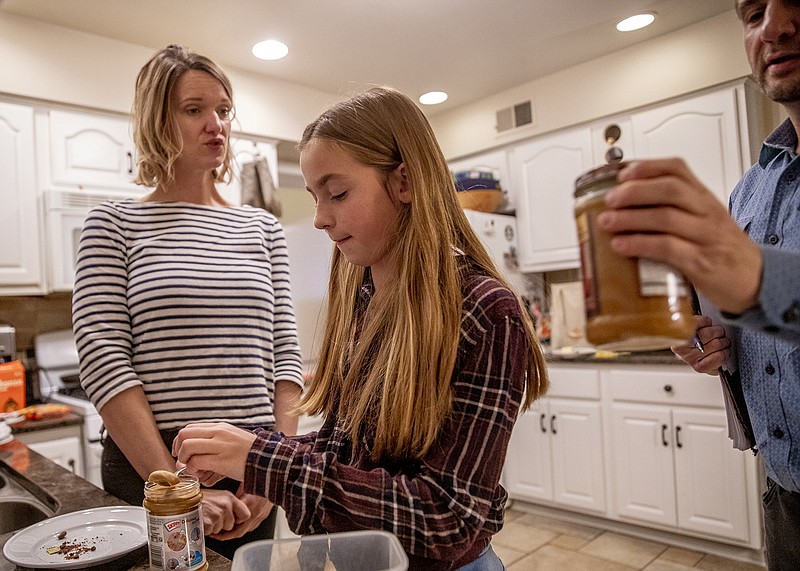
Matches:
[596,1,800,568]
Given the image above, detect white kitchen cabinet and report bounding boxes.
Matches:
[218,135,278,207]
[16,425,84,478]
[504,366,605,514]
[45,109,141,194]
[505,363,762,552]
[606,367,758,546]
[0,100,46,295]
[509,128,592,272]
[630,88,743,205]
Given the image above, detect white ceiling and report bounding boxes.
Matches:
[2,0,737,117]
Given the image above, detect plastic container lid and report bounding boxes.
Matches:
[231,530,408,571]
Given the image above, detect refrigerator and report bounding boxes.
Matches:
[463,210,527,297]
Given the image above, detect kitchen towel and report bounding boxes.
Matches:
[241,156,282,217]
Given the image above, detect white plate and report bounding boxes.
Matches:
[3,506,147,569]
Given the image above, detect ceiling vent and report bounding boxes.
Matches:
[495,100,534,133]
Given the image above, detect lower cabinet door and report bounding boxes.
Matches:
[25,436,84,478]
[550,399,606,513]
[610,403,677,526]
[504,401,553,502]
[673,407,750,542]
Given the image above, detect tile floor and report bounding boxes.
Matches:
[492,508,767,570]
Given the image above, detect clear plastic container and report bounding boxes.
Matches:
[231,530,408,571]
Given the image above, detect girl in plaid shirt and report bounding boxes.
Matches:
[174,87,548,570]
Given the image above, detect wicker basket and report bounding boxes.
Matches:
[456,189,503,213]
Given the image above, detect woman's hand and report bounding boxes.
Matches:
[671,315,732,375]
[172,422,257,483]
[208,484,275,540]
[199,488,251,536]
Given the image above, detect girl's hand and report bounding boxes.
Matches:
[172,422,257,483]
[200,488,251,535]
[208,484,274,540]
[671,315,732,375]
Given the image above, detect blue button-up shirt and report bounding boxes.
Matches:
[726,118,800,491]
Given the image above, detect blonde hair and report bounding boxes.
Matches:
[297,87,548,460]
[132,44,234,187]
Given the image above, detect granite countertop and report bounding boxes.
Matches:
[0,439,231,570]
[544,348,690,366]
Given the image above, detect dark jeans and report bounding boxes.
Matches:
[101,429,276,561]
[763,478,800,570]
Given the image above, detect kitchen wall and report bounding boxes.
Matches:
[2,9,753,158]
[0,12,338,143]
[429,10,752,160]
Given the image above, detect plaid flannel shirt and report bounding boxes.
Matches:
[244,266,530,570]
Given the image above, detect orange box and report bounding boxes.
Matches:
[0,360,25,413]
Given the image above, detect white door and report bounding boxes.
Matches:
[0,101,44,292]
[631,89,743,205]
[610,403,676,526]
[510,128,592,272]
[503,400,553,502]
[673,407,750,542]
[48,109,139,192]
[550,398,606,513]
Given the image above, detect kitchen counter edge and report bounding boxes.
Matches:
[0,439,231,570]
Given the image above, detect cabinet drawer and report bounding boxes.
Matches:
[605,367,723,407]
[547,365,600,400]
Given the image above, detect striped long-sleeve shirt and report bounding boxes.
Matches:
[72,200,304,430]
[244,268,529,570]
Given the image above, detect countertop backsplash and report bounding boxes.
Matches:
[0,293,72,355]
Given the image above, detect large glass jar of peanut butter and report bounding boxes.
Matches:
[574,162,695,351]
[143,473,207,571]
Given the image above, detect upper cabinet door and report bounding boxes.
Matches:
[631,89,743,205]
[47,109,140,193]
[0,101,44,292]
[510,127,592,272]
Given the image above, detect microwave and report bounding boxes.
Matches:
[44,189,140,291]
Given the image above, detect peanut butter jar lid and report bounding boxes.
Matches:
[574,161,629,199]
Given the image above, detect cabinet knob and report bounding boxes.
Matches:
[663,384,673,393]
[539,413,547,433]
[675,425,683,448]
[661,424,669,447]
[550,414,557,435]
[68,459,76,474]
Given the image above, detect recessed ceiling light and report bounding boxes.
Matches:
[419,91,448,105]
[616,13,656,32]
[252,39,289,61]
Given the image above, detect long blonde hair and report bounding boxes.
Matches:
[132,44,235,188]
[297,87,547,460]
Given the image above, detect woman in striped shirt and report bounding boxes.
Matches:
[72,45,304,559]
[174,87,549,570]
